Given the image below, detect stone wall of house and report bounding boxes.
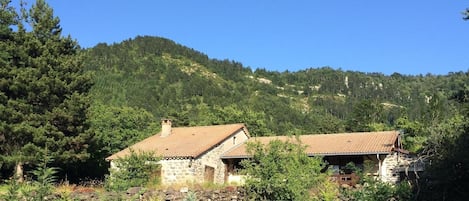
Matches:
[381,153,399,183]
[161,129,249,185]
[191,142,226,184]
[381,152,417,183]
[191,129,249,184]
[160,159,195,184]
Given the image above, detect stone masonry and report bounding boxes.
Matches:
[160,130,248,185]
[381,152,421,183]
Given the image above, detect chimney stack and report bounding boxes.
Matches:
[161,119,172,137]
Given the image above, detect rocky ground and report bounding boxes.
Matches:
[63,185,246,201]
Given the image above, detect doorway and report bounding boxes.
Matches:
[204,165,215,183]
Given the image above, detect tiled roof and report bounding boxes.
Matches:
[106,123,247,160]
[222,131,399,158]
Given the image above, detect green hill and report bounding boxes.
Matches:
[84,36,468,137]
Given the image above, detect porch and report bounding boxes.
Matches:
[222,155,382,186]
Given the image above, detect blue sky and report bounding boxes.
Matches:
[29,1,469,75]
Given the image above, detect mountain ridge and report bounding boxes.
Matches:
[84,35,467,136]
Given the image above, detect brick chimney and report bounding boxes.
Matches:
[161,119,172,137]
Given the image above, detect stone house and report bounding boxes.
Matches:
[106,120,250,185]
[108,121,421,185]
[222,131,422,184]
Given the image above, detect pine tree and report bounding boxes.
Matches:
[0,0,92,180]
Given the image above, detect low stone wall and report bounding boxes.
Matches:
[67,186,246,201]
[155,186,246,201]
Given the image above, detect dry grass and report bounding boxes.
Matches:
[0,184,8,195]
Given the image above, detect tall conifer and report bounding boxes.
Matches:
[0,0,92,180]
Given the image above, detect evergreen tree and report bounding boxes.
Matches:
[0,0,92,180]
[346,100,385,132]
[0,0,20,179]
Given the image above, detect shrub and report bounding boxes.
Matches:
[31,153,59,201]
[241,138,328,201]
[183,191,197,201]
[341,176,414,201]
[0,151,59,201]
[1,178,22,201]
[105,149,161,191]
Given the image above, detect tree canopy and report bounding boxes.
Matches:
[0,0,92,180]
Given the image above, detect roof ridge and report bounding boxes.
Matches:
[302,130,398,136]
[252,131,398,139]
[172,123,245,129]
[222,131,400,159]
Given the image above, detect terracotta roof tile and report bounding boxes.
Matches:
[222,131,399,158]
[106,123,247,160]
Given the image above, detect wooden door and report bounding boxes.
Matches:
[204,165,215,183]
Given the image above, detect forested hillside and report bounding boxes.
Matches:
[85,35,467,141]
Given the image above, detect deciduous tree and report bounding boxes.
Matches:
[86,103,158,177]
[417,87,469,200]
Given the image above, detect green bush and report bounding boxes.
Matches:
[105,149,161,191]
[241,138,328,201]
[1,178,22,201]
[341,177,413,201]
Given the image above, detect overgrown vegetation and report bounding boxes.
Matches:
[416,87,469,200]
[105,149,161,192]
[241,138,331,200]
[0,151,60,201]
[341,178,413,201]
[30,152,59,201]
[240,140,415,201]
[339,163,414,201]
